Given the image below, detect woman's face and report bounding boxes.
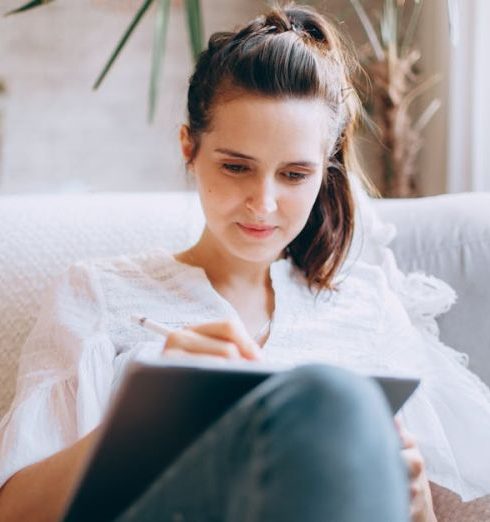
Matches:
[180,94,335,265]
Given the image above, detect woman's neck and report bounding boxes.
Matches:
[176,229,278,290]
[174,229,277,343]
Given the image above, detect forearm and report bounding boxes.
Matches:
[0,427,99,522]
[417,509,437,522]
[423,481,438,522]
[412,480,437,522]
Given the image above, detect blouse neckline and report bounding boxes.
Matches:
[159,249,293,351]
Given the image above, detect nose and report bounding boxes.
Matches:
[245,177,278,218]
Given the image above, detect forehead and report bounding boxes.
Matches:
[203,94,337,160]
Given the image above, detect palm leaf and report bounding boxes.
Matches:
[148,0,171,123]
[184,0,204,62]
[4,0,54,17]
[93,0,155,90]
[148,0,203,122]
[394,73,441,136]
[401,0,423,57]
[381,0,397,62]
[413,98,441,133]
[349,0,384,61]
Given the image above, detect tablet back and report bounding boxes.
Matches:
[61,361,419,522]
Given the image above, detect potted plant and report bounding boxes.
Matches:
[4,0,205,122]
[340,0,458,197]
[5,0,457,196]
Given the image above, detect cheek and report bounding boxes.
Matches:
[284,179,323,222]
[196,176,239,221]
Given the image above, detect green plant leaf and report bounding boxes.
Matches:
[4,0,54,17]
[349,0,384,61]
[93,0,155,90]
[148,0,171,123]
[394,73,442,134]
[381,0,398,63]
[380,0,396,48]
[401,0,423,57]
[413,98,441,133]
[184,0,204,63]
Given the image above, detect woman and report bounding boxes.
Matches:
[1,2,489,521]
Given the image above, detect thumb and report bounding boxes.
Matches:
[394,415,415,449]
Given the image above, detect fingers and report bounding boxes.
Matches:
[163,346,231,365]
[394,415,416,449]
[406,458,435,522]
[187,320,262,360]
[162,320,263,360]
[396,421,434,521]
[399,429,417,450]
[394,414,403,433]
[164,328,243,359]
[401,446,425,481]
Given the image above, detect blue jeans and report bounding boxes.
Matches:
[115,364,409,522]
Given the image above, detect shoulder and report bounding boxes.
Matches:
[336,258,387,288]
[64,247,179,280]
[82,247,169,270]
[275,255,388,299]
[43,248,181,308]
[331,261,388,326]
[269,259,387,347]
[279,257,387,317]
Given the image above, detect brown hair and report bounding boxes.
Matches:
[184,1,368,290]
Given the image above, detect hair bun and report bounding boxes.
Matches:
[263,9,292,33]
[260,5,329,48]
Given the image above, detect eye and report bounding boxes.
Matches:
[283,171,307,182]
[222,163,249,175]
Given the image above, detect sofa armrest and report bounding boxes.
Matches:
[373,193,490,386]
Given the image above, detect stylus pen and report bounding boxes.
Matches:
[131,314,174,337]
[131,314,264,360]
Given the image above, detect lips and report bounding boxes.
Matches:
[236,222,277,238]
[239,223,276,231]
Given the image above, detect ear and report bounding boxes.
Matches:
[179,124,194,170]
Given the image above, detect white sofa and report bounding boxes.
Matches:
[1,190,489,519]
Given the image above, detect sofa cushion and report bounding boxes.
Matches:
[0,192,205,417]
[374,193,490,385]
[1,188,489,517]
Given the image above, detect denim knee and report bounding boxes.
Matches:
[227,363,409,522]
[252,362,403,469]
[265,363,392,426]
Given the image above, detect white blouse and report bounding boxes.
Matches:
[1,245,490,502]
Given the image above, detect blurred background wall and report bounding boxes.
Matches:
[0,0,455,195]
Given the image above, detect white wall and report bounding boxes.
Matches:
[0,0,262,193]
[447,0,490,192]
[0,0,457,195]
[417,0,451,195]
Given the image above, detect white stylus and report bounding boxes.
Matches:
[130,313,241,359]
[130,314,174,337]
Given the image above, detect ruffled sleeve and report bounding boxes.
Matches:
[348,173,459,342]
[381,296,490,501]
[380,244,490,500]
[0,262,116,489]
[347,175,490,501]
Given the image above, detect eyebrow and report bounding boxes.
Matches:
[213,148,319,168]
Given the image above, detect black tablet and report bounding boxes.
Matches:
[61,358,419,522]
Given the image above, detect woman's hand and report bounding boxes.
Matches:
[395,417,437,522]
[162,320,262,361]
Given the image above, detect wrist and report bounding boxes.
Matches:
[422,500,437,522]
[427,510,438,522]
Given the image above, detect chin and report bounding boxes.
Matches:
[225,239,286,265]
